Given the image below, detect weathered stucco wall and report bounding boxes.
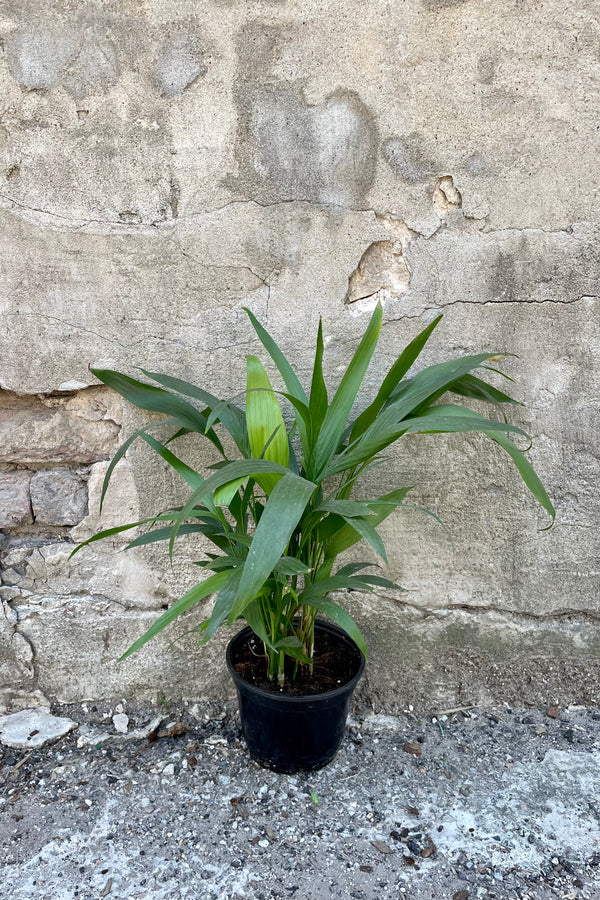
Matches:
[1,0,598,712]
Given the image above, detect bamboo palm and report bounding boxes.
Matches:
[72,306,554,687]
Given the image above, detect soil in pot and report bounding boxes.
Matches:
[232,627,362,696]
[227,621,365,773]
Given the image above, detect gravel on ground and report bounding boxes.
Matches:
[1,700,599,900]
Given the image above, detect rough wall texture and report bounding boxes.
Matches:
[0,0,598,712]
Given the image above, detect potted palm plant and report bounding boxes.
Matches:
[72,305,554,771]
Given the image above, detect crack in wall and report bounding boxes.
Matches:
[370,591,600,626]
[1,190,588,240]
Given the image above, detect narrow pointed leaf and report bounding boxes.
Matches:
[350,315,443,441]
[340,515,387,562]
[214,477,246,507]
[274,557,312,576]
[139,433,206,492]
[169,458,297,557]
[309,319,328,437]
[303,596,367,659]
[311,304,382,478]
[246,355,289,495]
[70,516,162,558]
[141,369,250,455]
[243,308,308,403]
[326,488,411,558]
[491,433,555,524]
[316,499,373,518]
[124,522,219,550]
[91,369,224,454]
[199,568,244,644]
[97,419,176,512]
[227,473,316,623]
[447,373,518,405]
[243,599,276,649]
[119,570,230,660]
[402,413,528,438]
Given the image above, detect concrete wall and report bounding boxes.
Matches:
[1,0,598,712]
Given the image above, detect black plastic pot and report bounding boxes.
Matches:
[226,621,365,773]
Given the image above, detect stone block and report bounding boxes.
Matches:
[0,472,32,528]
[0,388,120,465]
[30,469,88,526]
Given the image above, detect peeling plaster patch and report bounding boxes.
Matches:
[5,25,78,90]
[433,175,462,215]
[155,29,208,97]
[346,241,411,307]
[345,216,412,309]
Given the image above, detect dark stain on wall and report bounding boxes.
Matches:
[382,132,438,183]
[227,20,378,208]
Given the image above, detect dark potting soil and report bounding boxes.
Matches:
[232,629,362,696]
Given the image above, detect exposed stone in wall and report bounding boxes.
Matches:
[30,470,88,526]
[0,388,120,464]
[0,473,33,528]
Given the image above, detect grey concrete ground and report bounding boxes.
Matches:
[1,701,599,900]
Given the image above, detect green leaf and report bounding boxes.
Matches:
[70,516,163,558]
[214,477,246,507]
[141,369,250,455]
[310,304,382,479]
[309,318,328,438]
[124,522,219,550]
[97,419,176,513]
[246,355,290,495]
[326,353,508,476]
[325,488,411,559]
[401,412,528,438]
[91,369,224,455]
[340,514,387,561]
[169,458,298,558]
[243,599,276,649]
[273,636,312,663]
[350,315,443,441]
[119,570,230,660]
[199,568,244,644]
[243,309,308,403]
[316,499,373,518]
[139,433,207,493]
[491,433,555,525]
[447,373,519,406]
[305,596,367,659]
[274,557,312,576]
[300,574,371,601]
[414,404,554,523]
[227,473,316,623]
[244,307,310,459]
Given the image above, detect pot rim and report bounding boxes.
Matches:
[226,620,365,705]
